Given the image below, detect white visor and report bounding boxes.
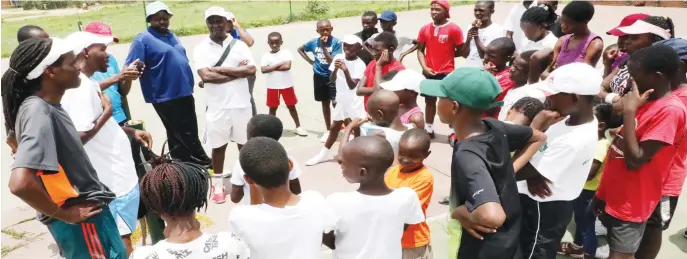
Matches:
[26,38,73,80]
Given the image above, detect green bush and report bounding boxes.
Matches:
[303,0,329,16]
[21,1,84,10]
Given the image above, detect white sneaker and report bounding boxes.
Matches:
[306,148,330,166]
[295,127,308,136]
[595,218,607,236]
[596,243,609,259]
[320,133,328,143]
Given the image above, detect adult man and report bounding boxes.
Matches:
[194,7,256,204]
[355,10,379,65]
[226,11,257,116]
[125,1,211,167]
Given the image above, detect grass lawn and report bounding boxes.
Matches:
[1,0,469,57]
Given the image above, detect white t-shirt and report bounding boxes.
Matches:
[129,232,250,259]
[230,156,302,204]
[228,191,336,259]
[329,54,366,101]
[327,188,425,259]
[522,31,559,52]
[504,3,529,52]
[60,73,137,197]
[464,23,506,68]
[193,37,255,109]
[260,49,294,89]
[359,123,410,154]
[497,83,546,121]
[366,33,414,59]
[517,118,599,201]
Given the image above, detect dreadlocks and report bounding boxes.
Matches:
[1,38,53,133]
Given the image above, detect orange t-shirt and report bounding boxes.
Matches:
[384,165,434,248]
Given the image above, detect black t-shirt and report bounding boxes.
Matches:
[452,118,532,259]
[354,29,379,65]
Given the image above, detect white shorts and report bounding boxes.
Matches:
[332,97,366,121]
[204,107,251,148]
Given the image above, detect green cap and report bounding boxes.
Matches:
[419,67,503,110]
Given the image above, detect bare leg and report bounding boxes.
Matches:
[424,96,437,125]
[211,144,228,175]
[269,107,278,116]
[321,100,332,130]
[324,121,345,149]
[635,227,663,259]
[122,235,133,257]
[287,106,301,128]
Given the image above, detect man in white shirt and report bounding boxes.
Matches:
[62,31,153,256]
[515,63,601,259]
[504,0,536,52]
[193,7,256,204]
[461,1,505,67]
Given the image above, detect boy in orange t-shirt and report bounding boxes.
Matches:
[385,128,434,258]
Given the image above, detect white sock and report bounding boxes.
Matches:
[449,128,455,134]
[212,176,224,190]
[425,124,434,132]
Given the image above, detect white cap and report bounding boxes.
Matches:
[380,70,425,93]
[535,63,602,96]
[65,31,113,55]
[146,1,173,18]
[225,11,235,20]
[25,38,73,80]
[617,20,671,40]
[204,6,228,20]
[341,34,362,45]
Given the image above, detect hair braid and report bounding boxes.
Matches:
[643,16,675,40]
[520,4,557,26]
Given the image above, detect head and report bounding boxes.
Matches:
[338,136,395,184]
[205,7,229,40]
[16,25,49,43]
[654,38,687,86]
[316,19,333,37]
[607,13,650,52]
[379,10,398,32]
[560,0,594,34]
[380,69,424,104]
[506,97,545,126]
[520,5,557,41]
[604,43,619,58]
[81,43,110,73]
[140,160,209,221]
[537,1,559,11]
[397,129,431,172]
[510,50,536,86]
[473,1,495,23]
[430,0,451,23]
[627,44,680,98]
[267,32,283,52]
[539,63,601,116]
[68,32,111,73]
[2,38,81,133]
[341,34,363,59]
[146,1,173,33]
[622,16,675,54]
[239,137,291,189]
[370,32,398,60]
[594,103,623,136]
[484,37,516,70]
[361,11,378,33]
[366,89,401,127]
[246,114,283,140]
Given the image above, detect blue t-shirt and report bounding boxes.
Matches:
[91,54,127,123]
[230,28,244,40]
[302,37,342,76]
[125,27,194,104]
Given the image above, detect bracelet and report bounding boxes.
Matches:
[605,93,619,104]
[47,205,60,218]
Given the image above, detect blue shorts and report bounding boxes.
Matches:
[108,185,140,236]
[48,206,126,259]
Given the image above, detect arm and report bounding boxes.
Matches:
[601,67,621,96]
[214,65,257,78]
[409,113,425,130]
[587,160,603,181]
[8,168,63,219]
[97,74,121,91]
[459,31,473,58]
[453,203,506,230]
[198,67,236,84]
[235,27,254,47]
[542,39,563,79]
[342,69,360,90]
[297,45,314,65]
[416,43,432,75]
[621,109,668,170]
[454,43,465,58]
[276,60,292,71]
[528,48,554,84]
[356,74,374,96]
[399,44,419,62]
[261,61,287,74]
[289,178,302,195]
[511,128,547,172]
[230,185,244,204]
[320,41,335,64]
[330,65,339,82]
[79,108,111,144]
[373,63,384,89]
[582,38,604,67]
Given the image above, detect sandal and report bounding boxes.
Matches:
[557,242,584,258]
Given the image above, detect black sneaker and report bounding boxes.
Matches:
[438,196,450,205]
[683,230,687,239]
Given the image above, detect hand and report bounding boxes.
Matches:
[335,60,348,72]
[120,60,142,81]
[422,67,437,76]
[588,196,604,216]
[603,49,619,65]
[232,18,241,28]
[467,27,479,39]
[472,19,482,28]
[56,202,103,224]
[239,60,249,66]
[320,36,329,46]
[530,110,563,132]
[483,61,496,73]
[621,77,652,113]
[526,175,552,198]
[451,207,496,240]
[377,49,390,66]
[98,91,112,114]
[134,130,153,149]
[349,117,370,129]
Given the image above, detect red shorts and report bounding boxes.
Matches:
[266,87,298,108]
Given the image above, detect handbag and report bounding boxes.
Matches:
[198,39,238,88]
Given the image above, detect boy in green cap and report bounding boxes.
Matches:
[419,67,546,259]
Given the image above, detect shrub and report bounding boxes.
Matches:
[304,0,329,16]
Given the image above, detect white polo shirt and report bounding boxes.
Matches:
[193,36,254,109]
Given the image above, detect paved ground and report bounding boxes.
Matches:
[1,2,687,258]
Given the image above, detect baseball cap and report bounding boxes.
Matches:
[419,67,502,110]
[66,31,113,55]
[205,6,228,20]
[431,0,451,18]
[379,10,397,22]
[617,20,671,40]
[341,34,362,45]
[225,12,235,21]
[380,70,425,93]
[655,38,687,61]
[84,21,118,43]
[145,1,173,18]
[535,63,602,96]
[607,13,650,36]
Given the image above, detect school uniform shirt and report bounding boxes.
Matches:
[125,27,194,104]
[452,118,533,259]
[193,37,254,109]
[504,3,529,52]
[484,68,516,119]
[417,22,464,74]
[522,31,559,52]
[129,232,250,259]
[665,86,687,196]
[228,191,336,259]
[385,165,434,248]
[464,23,506,68]
[91,53,127,123]
[329,54,366,102]
[497,82,546,121]
[326,188,425,259]
[60,73,138,198]
[583,138,612,191]
[302,37,343,76]
[518,117,599,202]
[261,49,294,90]
[362,60,405,108]
[596,94,687,222]
[230,156,302,204]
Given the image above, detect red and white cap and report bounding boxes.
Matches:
[617,20,671,40]
[84,21,118,43]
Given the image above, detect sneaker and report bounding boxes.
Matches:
[306,148,330,166]
[438,196,449,205]
[295,127,308,137]
[210,185,226,204]
[596,244,610,259]
[448,133,457,147]
[320,133,328,143]
[427,129,436,139]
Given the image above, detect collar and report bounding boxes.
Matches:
[147,26,171,37]
[207,35,233,47]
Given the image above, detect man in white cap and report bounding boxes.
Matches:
[62,31,153,256]
[125,1,212,168]
[306,34,367,166]
[193,6,256,204]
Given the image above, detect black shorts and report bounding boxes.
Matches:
[420,73,448,98]
[646,196,679,230]
[313,73,336,102]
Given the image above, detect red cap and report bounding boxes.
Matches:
[607,13,650,36]
[84,21,119,43]
[431,0,451,18]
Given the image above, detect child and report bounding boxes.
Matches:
[380,69,426,129]
[359,89,409,153]
[229,137,334,259]
[366,10,417,62]
[230,115,302,205]
[504,0,535,52]
[460,1,506,68]
[297,19,342,139]
[520,4,559,52]
[324,136,424,259]
[355,11,379,65]
[418,67,546,259]
[261,32,307,137]
[306,35,367,166]
[558,103,621,259]
[504,97,545,126]
[499,50,546,121]
[356,32,405,109]
[384,129,435,258]
[483,37,516,119]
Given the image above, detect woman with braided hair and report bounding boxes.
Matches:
[130,153,250,259]
[520,2,559,52]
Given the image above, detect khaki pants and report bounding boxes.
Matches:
[402,244,433,259]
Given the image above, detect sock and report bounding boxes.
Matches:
[425,124,434,132]
[449,128,455,134]
[212,175,224,190]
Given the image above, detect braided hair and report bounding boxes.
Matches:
[1,38,53,133]
[520,4,557,28]
[642,16,675,41]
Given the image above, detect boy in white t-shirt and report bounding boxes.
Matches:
[461,1,506,68]
[324,136,424,259]
[261,32,307,137]
[229,137,335,259]
[306,34,367,166]
[230,115,302,205]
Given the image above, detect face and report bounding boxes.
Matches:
[316,22,333,37]
[149,11,171,32]
[509,56,529,84]
[267,36,283,52]
[370,41,386,60]
[226,20,235,32]
[206,16,228,38]
[484,44,508,68]
[545,93,577,116]
[343,42,361,58]
[473,2,492,22]
[46,52,81,90]
[617,35,628,51]
[397,139,430,171]
[520,21,546,41]
[430,3,448,22]
[338,145,364,184]
[623,33,653,54]
[361,16,377,32]
[505,108,531,126]
[437,97,456,124]
[85,44,109,73]
[560,15,582,35]
[627,60,663,95]
[380,20,395,32]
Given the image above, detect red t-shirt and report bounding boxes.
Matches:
[596,94,687,222]
[664,86,687,196]
[363,59,406,109]
[483,68,515,119]
[417,22,464,74]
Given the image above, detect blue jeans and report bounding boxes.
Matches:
[573,189,598,255]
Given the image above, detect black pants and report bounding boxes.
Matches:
[152,95,211,167]
[520,194,573,259]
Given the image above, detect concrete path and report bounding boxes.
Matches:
[2,2,687,258]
